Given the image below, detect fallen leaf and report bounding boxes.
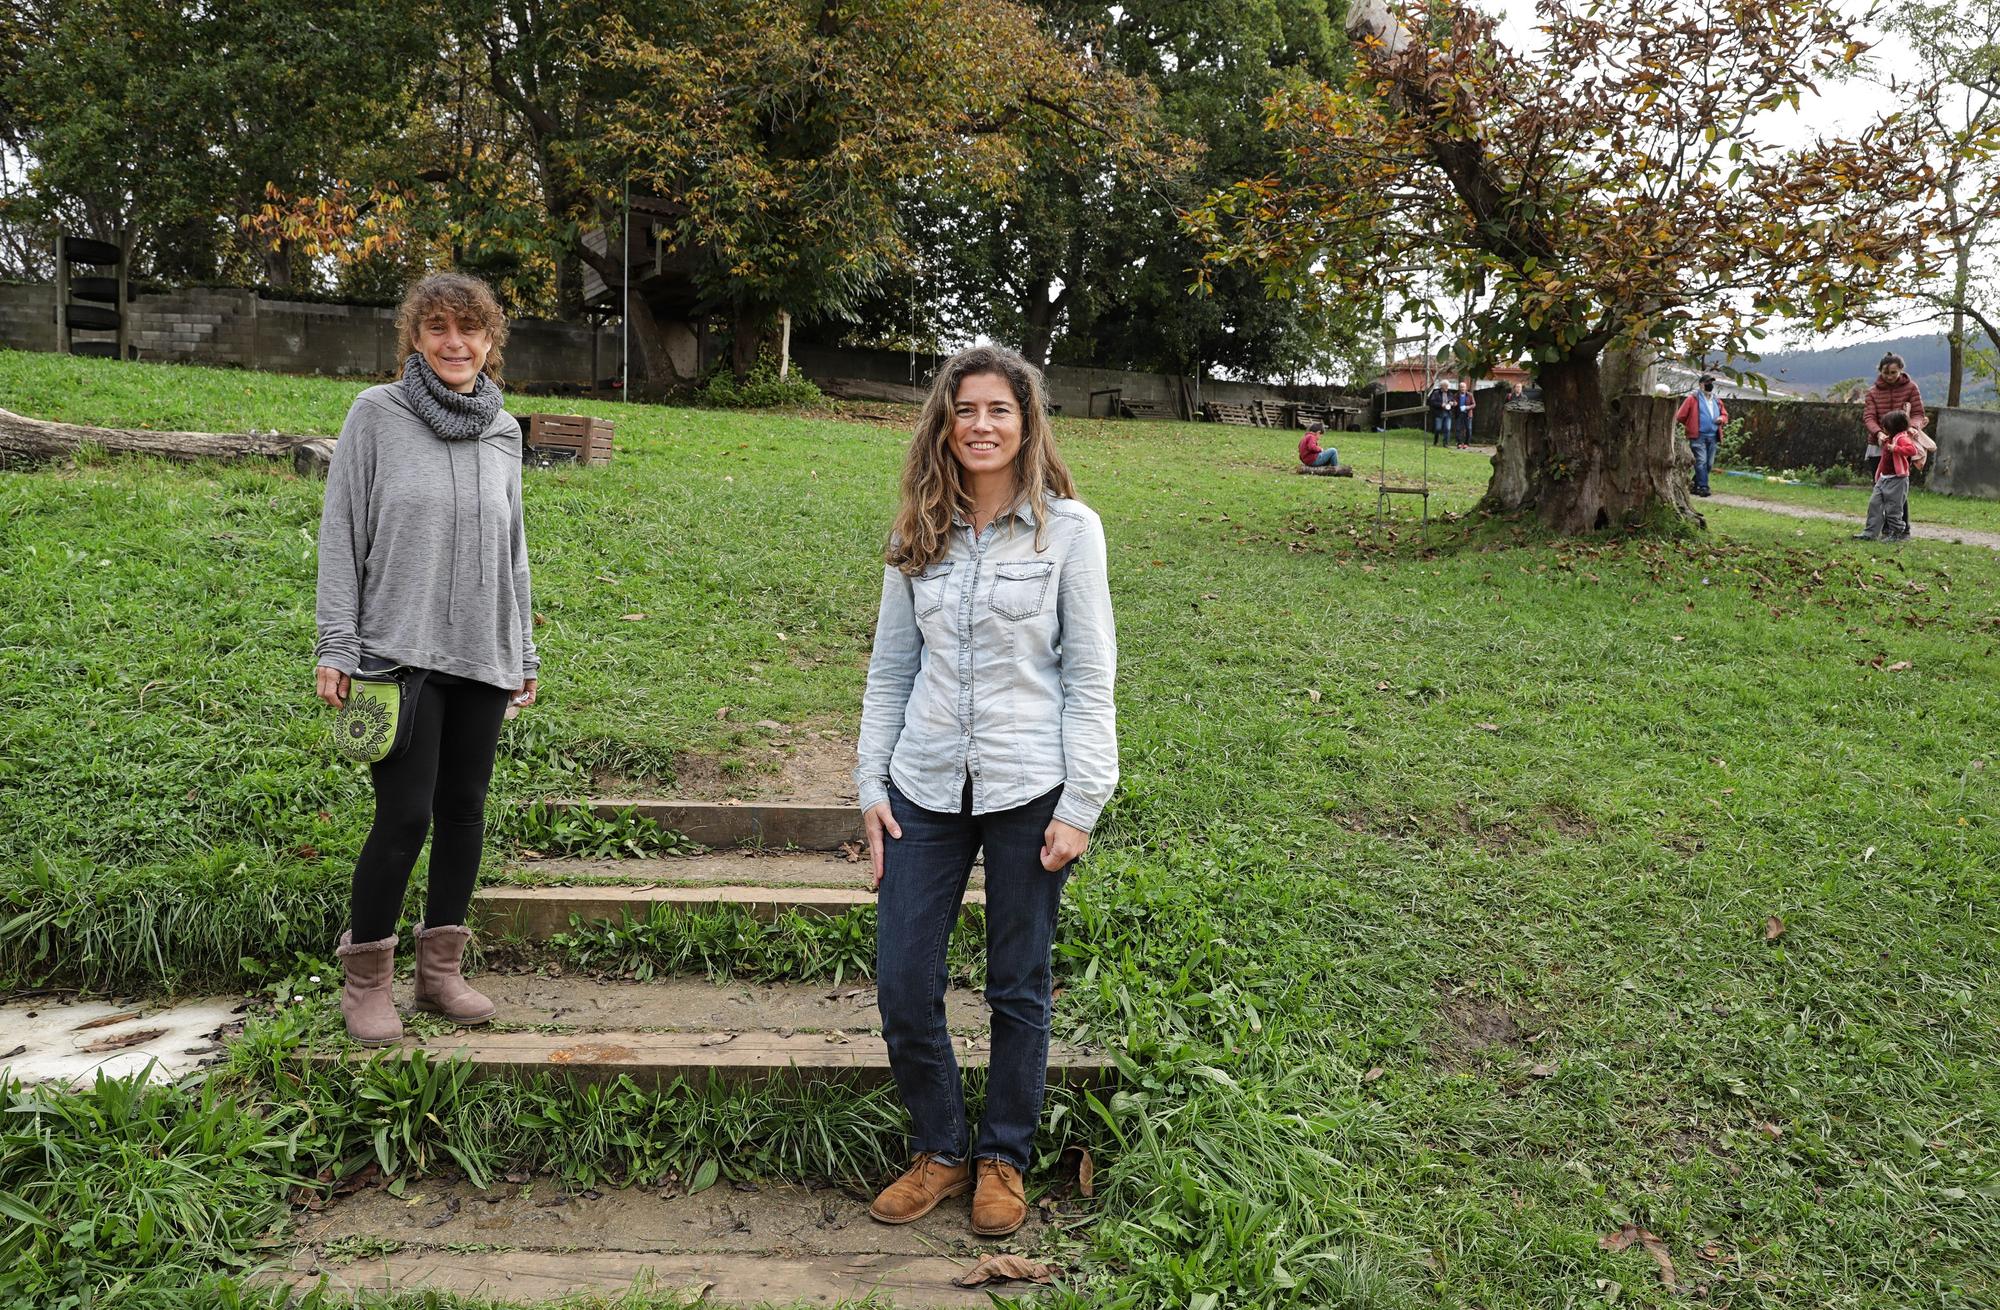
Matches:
[698,1033,739,1047]
[1755,1120,1784,1140]
[1475,722,1500,732]
[1528,1062,1556,1078]
[1671,635,1686,643]
[620,613,647,621]
[1764,915,1785,941]
[1862,846,1875,862]
[1885,661,1912,672]
[1201,592,1219,600]
[1376,681,1392,691]
[533,611,547,627]
[1600,1223,1678,1290]
[952,1254,1057,1288]
[74,1011,144,1031]
[1362,1066,1386,1082]
[714,706,732,721]
[837,840,865,864]
[1307,689,1322,703]
[1059,1144,1096,1197]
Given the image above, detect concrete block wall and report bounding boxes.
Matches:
[1928,408,2000,498]
[0,281,617,389]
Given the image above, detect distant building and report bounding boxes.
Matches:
[1374,354,1531,392]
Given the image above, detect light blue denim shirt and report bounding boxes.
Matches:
[855,496,1119,832]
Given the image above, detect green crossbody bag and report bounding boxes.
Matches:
[332,664,427,765]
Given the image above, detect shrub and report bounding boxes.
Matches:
[699,356,825,409]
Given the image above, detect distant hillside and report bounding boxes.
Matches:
[1746,333,1996,405]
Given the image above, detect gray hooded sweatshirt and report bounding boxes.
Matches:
[314,383,538,689]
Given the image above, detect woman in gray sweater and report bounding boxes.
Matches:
[314,273,539,1046]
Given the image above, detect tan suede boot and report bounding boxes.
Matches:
[335,931,402,1047]
[971,1158,1027,1237]
[868,1153,972,1224]
[410,922,497,1024]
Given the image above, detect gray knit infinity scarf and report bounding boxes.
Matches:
[399,353,504,441]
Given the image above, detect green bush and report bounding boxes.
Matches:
[698,356,825,409]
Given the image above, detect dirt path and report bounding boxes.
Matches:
[1705,493,2000,551]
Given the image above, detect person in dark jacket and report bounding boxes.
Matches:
[1426,382,1451,445]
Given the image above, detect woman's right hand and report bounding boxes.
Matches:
[863,801,902,892]
[315,665,351,709]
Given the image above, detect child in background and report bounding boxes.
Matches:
[1855,410,1919,543]
[1298,421,1339,470]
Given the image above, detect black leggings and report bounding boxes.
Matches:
[348,670,510,944]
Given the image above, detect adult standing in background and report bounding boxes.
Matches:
[856,345,1118,1240]
[1861,353,1926,534]
[1674,373,1728,498]
[1456,383,1476,445]
[315,272,539,1047]
[1426,379,1451,445]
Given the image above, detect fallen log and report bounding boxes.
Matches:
[0,406,335,478]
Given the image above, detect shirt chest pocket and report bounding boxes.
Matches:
[988,560,1055,620]
[913,562,955,617]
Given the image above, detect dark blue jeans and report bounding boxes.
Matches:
[1693,432,1718,493]
[876,777,1070,1172]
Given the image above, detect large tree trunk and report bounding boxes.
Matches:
[622,294,685,397]
[729,299,774,379]
[1481,353,1700,533]
[0,407,334,477]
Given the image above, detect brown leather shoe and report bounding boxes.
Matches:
[868,1152,972,1224]
[971,1158,1027,1237]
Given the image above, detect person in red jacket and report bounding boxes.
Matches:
[1856,410,1920,542]
[1298,422,1339,470]
[1860,353,1926,534]
[1674,374,1728,497]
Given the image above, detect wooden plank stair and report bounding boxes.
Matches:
[297,794,1105,1306]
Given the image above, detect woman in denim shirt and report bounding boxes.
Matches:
[855,345,1119,1238]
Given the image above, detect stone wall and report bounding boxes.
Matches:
[1928,408,2000,499]
[790,340,1371,420]
[0,281,618,390]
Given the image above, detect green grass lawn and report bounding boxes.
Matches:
[2,350,1997,1308]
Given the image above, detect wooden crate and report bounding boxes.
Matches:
[525,413,614,465]
[1203,401,1259,427]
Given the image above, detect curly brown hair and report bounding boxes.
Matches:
[887,346,1076,575]
[395,273,509,383]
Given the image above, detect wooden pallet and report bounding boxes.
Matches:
[1203,401,1259,426]
[1118,399,1170,420]
[525,413,614,465]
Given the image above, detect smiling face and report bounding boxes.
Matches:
[1881,360,1905,383]
[419,313,492,393]
[948,371,1024,481]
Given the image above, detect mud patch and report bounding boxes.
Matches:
[1428,984,1548,1071]
[1544,805,1597,841]
[1452,803,1538,854]
[595,723,857,806]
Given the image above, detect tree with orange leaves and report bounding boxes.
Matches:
[1189,0,1973,533]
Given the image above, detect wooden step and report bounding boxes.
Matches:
[289,1174,1058,1309]
[548,799,862,850]
[285,1247,1033,1306]
[324,1029,1113,1090]
[465,975,992,1034]
[500,850,984,891]
[476,883,985,939]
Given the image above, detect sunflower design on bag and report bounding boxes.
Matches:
[335,692,394,763]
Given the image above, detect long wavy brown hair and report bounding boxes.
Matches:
[395,273,509,383]
[887,346,1076,574]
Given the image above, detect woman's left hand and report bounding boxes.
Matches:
[1040,819,1089,873]
[512,678,538,708]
